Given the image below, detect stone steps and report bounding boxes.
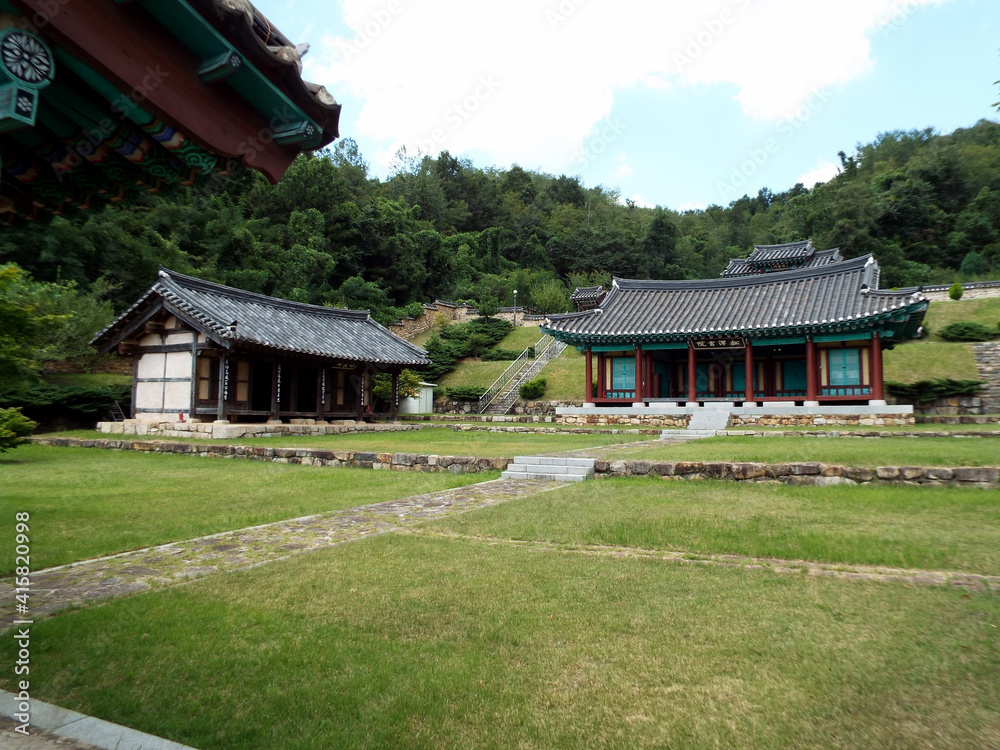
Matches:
[501,455,596,482]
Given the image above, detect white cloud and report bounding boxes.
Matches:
[614,155,633,179]
[621,194,656,209]
[678,200,707,213]
[797,159,841,188]
[304,0,946,173]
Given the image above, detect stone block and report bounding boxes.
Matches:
[876,466,900,480]
[899,466,924,481]
[954,467,999,484]
[925,467,954,480]
[628,460,653,476]
[821,465,844,477]
[789,462,821,475]
[649,462,675,477]
[766,463,791,478]
[594,460,610,473]
[609,460,628,475]
[701,462,728,479]
[672,461,703,476]
[729,463,766,480]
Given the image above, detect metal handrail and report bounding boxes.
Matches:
[477,334,556,412]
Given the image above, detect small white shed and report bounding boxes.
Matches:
[399,382,437,414]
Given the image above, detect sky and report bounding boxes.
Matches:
[252,0,999,212]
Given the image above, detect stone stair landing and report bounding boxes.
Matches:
[501,455,596,482]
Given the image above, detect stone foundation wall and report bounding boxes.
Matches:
[36,437,507,473]
[594,459,999,488]
[558,413,690,428]
[387,301,475,340]
[973,342,1000,414]
[913,396,987,416]
[97,420,425,440]
[731,414,914,427]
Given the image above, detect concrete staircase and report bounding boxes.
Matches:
[501,455,596,482]
[483,340,568,415]
[659,405,732,441]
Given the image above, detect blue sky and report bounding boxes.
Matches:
[253,0,999,211]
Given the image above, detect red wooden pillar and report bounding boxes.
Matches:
[584,347,593,404]
[805,337,818,403]
[744,341,754,404]
[687,343,697,404]
[597,353,605,399]
[870,332,884,401]
[634,344,643,402]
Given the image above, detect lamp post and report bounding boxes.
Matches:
[512,289,517,326]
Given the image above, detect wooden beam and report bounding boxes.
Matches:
[584,347,593,404]
[10,0,298,183]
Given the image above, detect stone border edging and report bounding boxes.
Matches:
[450,425,662,435]
[593,459,1000,487]
[31,438,510,474]
[722,429,1000,438]
[0,689,196,750]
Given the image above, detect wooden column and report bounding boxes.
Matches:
[391,371,400,419]
[216,353,229,421]
[744,342,754,404]
[870,333,885,401]
[634,344,643,403]
[584,347,593,404]
[805,337,818,403]
[357,367,366,420]
[317,369,326,421]
[687,344,697,404]
[271,363,280,419]
[597,353,605,399]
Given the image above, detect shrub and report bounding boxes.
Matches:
[519,377,547,400]
[884,378,983,403]
[948,282,964,300]
[480,347,523,361]
[445,386,484,401]
[0,384,132,427]
[0,407,36,452]
[938,321,996,342]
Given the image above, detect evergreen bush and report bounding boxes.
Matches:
[519,377,547,400]
[884,378,983,402]
[938,321,995,342]
[480,347,523,361]
[445,386,484,401]
[0,407,36,452]
[948,282,964,300]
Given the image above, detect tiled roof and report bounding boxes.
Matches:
[722,241,844,277]
[93,269,430,367]
[543,255,927,343]
[570,285,606,302]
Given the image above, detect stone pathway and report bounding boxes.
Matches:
[548,434,686,459]
[415,530,1000,592]
[0,478,562,628]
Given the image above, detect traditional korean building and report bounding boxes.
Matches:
[546,251,928,408]
[0,0,340,221]
[92,269,430,422]
[722,240,843,277]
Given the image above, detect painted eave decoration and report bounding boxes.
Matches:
[0,0,341,222]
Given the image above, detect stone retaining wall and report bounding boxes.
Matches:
[723,429,1000,438]
[97,420,426,440]
[916,414,1000,425]
[593,459,1000,488]
[449,424,662,436]
[973,342,1000,415]
[34,437,508,473]
[731,414,914,427]
[558,413,690,427]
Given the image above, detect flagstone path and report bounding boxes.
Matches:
[0,478,562,628]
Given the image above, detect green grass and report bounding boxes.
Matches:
[4,533,997,749]
[436,359,511,390]
[616,435,1000,466]
[497,324,542,351]
[433,479,1000,574]
[884,341,980,382]
[42,426,652,457]
[923,297,1000,340]
[753,422,1000,431]
[0,445,491,573]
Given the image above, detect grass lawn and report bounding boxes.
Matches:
[0,445,492,573]
[433,479,1000,574]
[3,533,996,749]
[616,435,1000,466]
[884,340,980,382]
[42,426,653,457]
[437,359,510,391]
[754,422,1000,431]
[922,296,1000,340]
[497,324,542,351]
